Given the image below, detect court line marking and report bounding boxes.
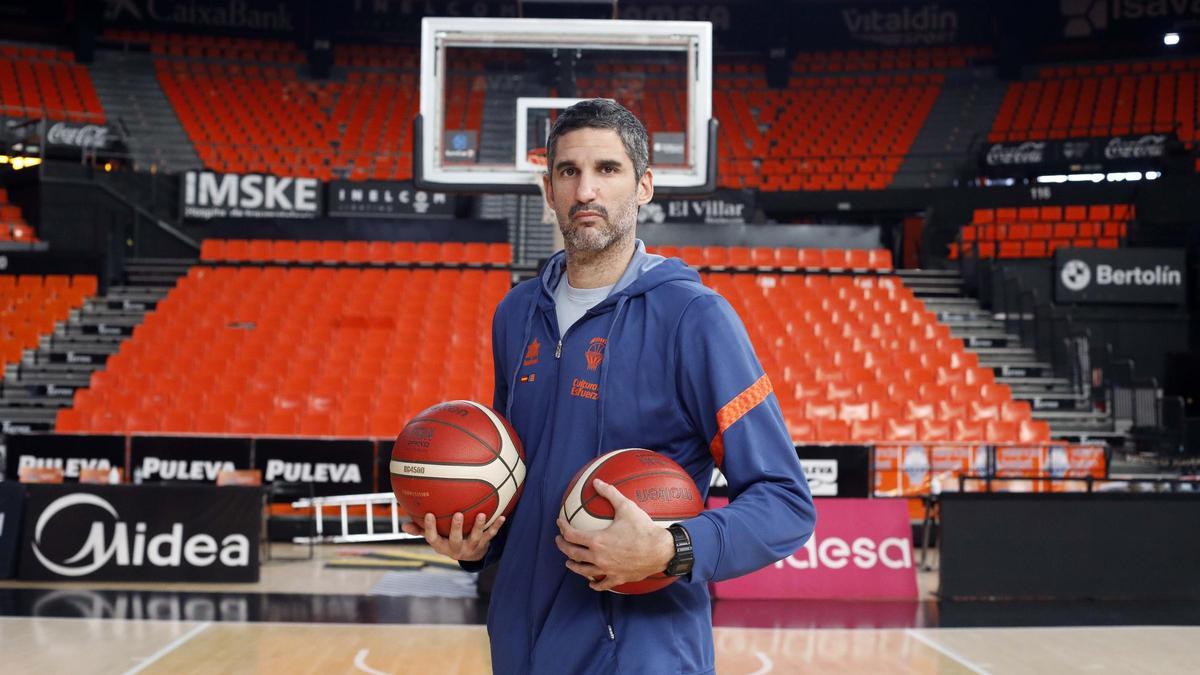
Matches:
[748,650,773,675]
[354,648,391,675]
[0,615,488,629]
[121,621,212,675]
[904,628,990,675]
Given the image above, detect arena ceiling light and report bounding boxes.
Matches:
[0,154,41,170]
[1164,33,1180,46]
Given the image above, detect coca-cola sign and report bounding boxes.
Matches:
[1104,134,1168,160]
[985,141,1047,166]
[981,133,1177,177]
[46,122,112,150]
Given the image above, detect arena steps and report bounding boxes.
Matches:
[1,275,180,433]
[90,50,202,173]
[955,332,1024,348]
[0,274,98,432]
[1018,391,1094,412]
[999,376,1077,393]
[903,268,1126,443]
[893,71,1010,189]
[123,257,195,287]
[974,345,1039,361]
[922,297,986,312]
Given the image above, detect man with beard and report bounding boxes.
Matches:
[402,99,815,674]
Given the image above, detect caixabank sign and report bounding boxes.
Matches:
[19,484,260,582]
[1055,248,1186,305]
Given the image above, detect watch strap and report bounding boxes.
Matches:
[664,523,694,577]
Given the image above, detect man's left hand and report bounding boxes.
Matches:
[556,478,676,592]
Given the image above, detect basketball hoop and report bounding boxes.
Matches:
[527,147,558,227]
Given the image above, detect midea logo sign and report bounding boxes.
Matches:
[32,493,250,577]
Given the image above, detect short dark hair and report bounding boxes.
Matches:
[545,98,649,181]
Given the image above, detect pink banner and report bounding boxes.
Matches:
[709,497,918,600]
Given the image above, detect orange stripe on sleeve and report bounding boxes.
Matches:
[708,374,773,467]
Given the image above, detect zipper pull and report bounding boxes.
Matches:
[555,339,562,359]
[607,624,615,641]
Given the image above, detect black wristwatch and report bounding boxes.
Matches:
[664,523,695,577]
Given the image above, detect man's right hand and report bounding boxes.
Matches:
[400,512,505,562]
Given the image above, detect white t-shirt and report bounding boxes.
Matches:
[554,275,614,336]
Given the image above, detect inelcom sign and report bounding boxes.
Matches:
[1055,248,1186,305]
[182,171,321,220]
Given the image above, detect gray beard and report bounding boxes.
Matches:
[558,199,638,257]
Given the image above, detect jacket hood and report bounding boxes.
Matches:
[536,239,699,313]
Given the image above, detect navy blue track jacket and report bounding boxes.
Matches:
[471,241,816,674]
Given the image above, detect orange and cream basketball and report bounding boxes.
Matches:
[560,448,704,594]
[390,400,526,537]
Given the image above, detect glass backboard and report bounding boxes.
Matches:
[415,18,716,194]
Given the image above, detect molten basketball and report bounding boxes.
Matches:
[560,448,703,594]
[391,400,526,538]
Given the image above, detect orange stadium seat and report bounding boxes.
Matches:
[953,204,1134,259]
[62,263,507,437]
[2,274,97,373]
[691,270,1049,445]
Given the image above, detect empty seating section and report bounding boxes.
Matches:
[578,63,687,139]
[1,275,96,372]
[989,58,1200,145]
[152,38,453,180]
[61,266,508,437]
[199,239,513,265]
[716,68,940,191]
[646,245,892,271]
[334,44,419,69]
[704,273,1050,445]
[0,188,36,242]
[140,35,953,190]
[102,29,304,64]
[157,61,392,180]
[951,204,1133,259]
[790,46,990,74]
[56,239,1047,444]
[0,44,104,123]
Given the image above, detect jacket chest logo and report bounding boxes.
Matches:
[523,338,541,367]
[585,337,607,371]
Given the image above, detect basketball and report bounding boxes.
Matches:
[390,400,526,537]
[560,448,704,594]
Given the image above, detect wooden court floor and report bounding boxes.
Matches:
[4,545,1199,674]
[4,617,1199,674]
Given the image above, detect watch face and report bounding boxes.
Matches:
[667,559,692,577]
